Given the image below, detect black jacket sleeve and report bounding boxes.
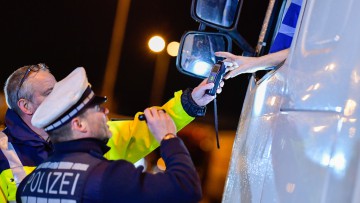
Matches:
[101,137,202,203]
[181,88,206,117]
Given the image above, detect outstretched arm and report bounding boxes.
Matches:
[105,78,225,163]
[215,48,289,79]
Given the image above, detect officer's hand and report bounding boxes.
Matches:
[144,108,176,142]
[191,78,224,106]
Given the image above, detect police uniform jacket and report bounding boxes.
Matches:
[17,137,202,203]
[1,89,204,202]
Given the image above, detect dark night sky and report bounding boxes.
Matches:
[0,0,268,130]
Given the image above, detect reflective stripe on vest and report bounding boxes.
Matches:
[20,152,104,202]
[0,132,27,187]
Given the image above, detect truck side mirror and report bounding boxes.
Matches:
[191,0,242,30]
[176,31,232,79]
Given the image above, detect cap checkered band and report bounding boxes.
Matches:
[44,91,95,132]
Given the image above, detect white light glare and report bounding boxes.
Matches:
[148,36,165,52]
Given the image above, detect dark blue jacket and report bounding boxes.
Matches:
[0,109,53,201]
[17,137,202,203]
[0,109,53,168]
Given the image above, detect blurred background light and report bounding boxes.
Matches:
[148,36,165,52]
[166,41,179,57]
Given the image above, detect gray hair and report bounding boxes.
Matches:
[4,64,50,115]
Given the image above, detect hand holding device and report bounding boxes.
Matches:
[206,61,227,96]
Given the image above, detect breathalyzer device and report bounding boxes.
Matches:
[206,61,226,96]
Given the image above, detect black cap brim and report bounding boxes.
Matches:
[90,95,107,105]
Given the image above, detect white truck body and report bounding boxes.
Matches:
[222,0,360,202]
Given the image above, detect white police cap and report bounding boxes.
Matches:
[31,67,107,132]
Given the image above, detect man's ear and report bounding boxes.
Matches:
[17,99,35,115]
[71,117,88,133]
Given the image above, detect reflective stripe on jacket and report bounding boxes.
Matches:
[0,109,52,202]
[1,90,194,202]
[17,138,202,203]
[0,132,26,186]
[0,132,36,202]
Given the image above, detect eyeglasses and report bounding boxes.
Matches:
[16,63,49,101]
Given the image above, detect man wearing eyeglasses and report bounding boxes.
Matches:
[16,67,201,203]
[0,64,221,202]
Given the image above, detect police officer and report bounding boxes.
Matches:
[16,67,202,203]
[1,63,219,202]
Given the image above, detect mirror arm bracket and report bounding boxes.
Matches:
[198,23,207,31]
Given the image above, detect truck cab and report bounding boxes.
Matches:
[177,0,360,202]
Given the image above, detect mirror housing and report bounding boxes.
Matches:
[191,0,242,31]
[190,0,254,55]
[176,31,232,79]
